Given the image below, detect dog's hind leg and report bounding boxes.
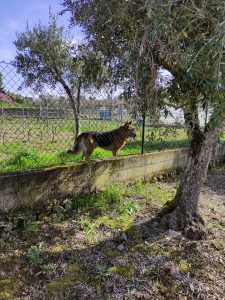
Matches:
[112,149,118,156]
[83,137,95,160]
[84,147,94,160]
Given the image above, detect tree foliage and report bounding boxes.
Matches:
[14,13,104,137]
[61,0,225,120]
[61,0,225,238]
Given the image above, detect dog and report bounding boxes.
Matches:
[68,121,136,160]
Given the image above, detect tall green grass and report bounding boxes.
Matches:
[0,117,190,172]
[73,185,124,214]
[0,138,189,173]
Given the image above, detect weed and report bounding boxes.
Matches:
[117,201,140,215]
[110,265,134,279]
[135,180,149,197]
[160,189,172,205]
[67,264,81,274]
[150,183,160,201]
[208,203,219,212]
[107,219,118,229]
[0,291,11,298]
[93,195,110,213]
[73,194,97,213]
[48,276,77,291]
[103,185,123,204]
[105,249,121,258]
[24,220,39,232]
[50,213,65,224]
[0,238,6,249]
[67,253,78,263]
[144,265,158,279]
[41,263,55,274]
[116,215,134,231]
[27,244,44,265]
[78,216,97,235]
[126,227,143,244]
[73,184,123,214]
[8,235,19,246]
[50,244,68,253]
[123,293,137,300]
[7,150,41,169]
[179,260,191,273]
[95,265,112,279]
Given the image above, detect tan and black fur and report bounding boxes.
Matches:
[68,121,136,160]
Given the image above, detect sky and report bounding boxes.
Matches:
[0,0,83,61]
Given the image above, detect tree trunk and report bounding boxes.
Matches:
[53,66,81,140]
[70,100,80,140]
[159,115,224,240]
[74,80,81,144]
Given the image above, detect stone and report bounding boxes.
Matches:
[152,221,159,227]
[117,244,125,251]
[4,222,13,232]
[119,233,128,242]
[168,229,182,240]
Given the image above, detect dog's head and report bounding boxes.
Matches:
[122,121,137,139]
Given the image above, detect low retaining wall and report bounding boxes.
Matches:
[213,143,225,164]
[0,144,224,213]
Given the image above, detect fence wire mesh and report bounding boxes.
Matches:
[0,60,147,173]
[0,60,188,173]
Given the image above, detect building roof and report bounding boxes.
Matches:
[0,92,13,103]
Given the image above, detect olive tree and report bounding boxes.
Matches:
[61,0,225,238]
[14,14,104,138]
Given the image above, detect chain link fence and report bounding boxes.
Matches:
[0,61,187,173]
[0,61,142,173]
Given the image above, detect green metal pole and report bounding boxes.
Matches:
[141,111,146,154]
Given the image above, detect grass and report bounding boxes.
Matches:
[0,111,224,173]
[73,185,134,238]
[0,167,225,299]
[71,181,174,241]
[0,116,189,172]
[0,101,36,108]
[47,183,151,244]
[73,185,124,214]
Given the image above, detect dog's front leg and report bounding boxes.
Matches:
[81,152,86,161]
[112,150,118,157]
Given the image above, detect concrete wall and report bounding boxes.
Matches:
[213,143,225,164]
[0,144,224,213]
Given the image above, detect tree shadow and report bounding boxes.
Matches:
[36,211,208,300]
[203,167,225,196]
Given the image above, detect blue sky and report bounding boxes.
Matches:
[0,0,83,61]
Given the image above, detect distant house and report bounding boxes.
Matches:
[0,91,13,103]
[99,106,111,120]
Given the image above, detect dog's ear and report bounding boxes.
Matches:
[128,121,132,125]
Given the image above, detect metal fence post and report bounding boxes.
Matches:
[141,111,146,154]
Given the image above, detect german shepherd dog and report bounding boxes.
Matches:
[68,121,136,160]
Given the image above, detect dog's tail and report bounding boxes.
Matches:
[68,134,83,155]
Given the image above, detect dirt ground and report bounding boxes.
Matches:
[0,166,224,300]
